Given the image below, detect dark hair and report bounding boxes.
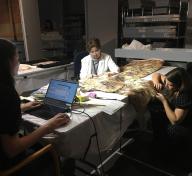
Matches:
[166,67,192,94]
[0,38,16,86]
[87,38,101,52]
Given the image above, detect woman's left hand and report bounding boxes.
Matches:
[156,92,167,103]
[21,101,42,112]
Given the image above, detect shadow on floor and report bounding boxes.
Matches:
[106,131,192,176]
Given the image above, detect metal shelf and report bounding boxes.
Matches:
[115,48,192,62]
[119,0,189,48]
[124,14,180,23]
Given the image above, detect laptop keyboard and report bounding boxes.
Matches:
[26,105,69,120]
[26,105,54,120]
[30,109,56,120]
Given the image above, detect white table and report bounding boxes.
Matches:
[22,66,176,158]
[15,63,74,94]
[23,95,136,158]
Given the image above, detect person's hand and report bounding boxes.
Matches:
[21,101,41,112]
[153,82,163,91]
[87,74,97,79]
[92,74,98,78]
[156,92,167,103]
[44,113,70,133]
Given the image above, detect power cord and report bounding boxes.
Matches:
[71,105,105,176]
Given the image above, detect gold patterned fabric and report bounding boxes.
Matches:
[79,59,164,112]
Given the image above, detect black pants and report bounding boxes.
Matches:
[148,99,192,147]
[148,99,192,170]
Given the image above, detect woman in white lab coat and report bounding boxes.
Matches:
[80,38,119,80]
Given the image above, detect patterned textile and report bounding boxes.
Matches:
[80,59,164,112]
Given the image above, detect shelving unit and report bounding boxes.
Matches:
[115,48,192,71]
[115,48,192,62]
[119,0,189,48]
[41,39,66,58]
[63,15,85,58]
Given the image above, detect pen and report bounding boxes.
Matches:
[96,97,117,100]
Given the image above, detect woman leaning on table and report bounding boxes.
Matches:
[149,67,192,154]
[80,38,120,79]
[0,38,70,175]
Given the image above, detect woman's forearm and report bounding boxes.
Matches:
[20,103,26,112]
[152,73,161,83]
[2,113,68,157]
[162,100,177,124]
[2,125,50,157]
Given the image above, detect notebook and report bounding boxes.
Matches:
[26,79,78,120]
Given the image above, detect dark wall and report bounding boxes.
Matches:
[38,0,63,30]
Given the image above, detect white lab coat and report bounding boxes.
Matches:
[80,52,119,80]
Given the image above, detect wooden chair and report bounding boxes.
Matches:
[0,144,60,176]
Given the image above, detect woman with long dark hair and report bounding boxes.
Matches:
[150,67,192,155]
[0,39,70,174]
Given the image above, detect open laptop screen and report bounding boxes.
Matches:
[45,80,78,104]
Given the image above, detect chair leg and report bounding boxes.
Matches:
[50,148,61,176]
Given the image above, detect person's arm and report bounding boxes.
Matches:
[20,101,41,112]
[107,56,120,73]
[80,57,92,79]
[0,113,69,158]
[156,93,188,124]
[152,73,165,91]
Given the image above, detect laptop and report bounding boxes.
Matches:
[26,79,78,120]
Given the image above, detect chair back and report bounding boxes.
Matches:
[74,51,88,79]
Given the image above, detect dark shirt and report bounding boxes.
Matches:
[74,51,88,77]
[170,91,192,127]
[91,58,99,75]
[149,90,192,147]
[150,90,192,125]
[0,83,22,170]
